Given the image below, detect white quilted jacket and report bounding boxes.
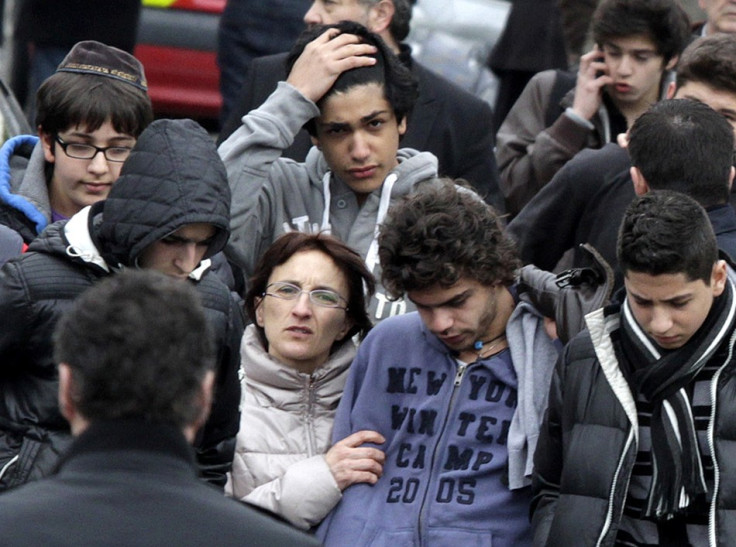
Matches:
[227,325,356,529]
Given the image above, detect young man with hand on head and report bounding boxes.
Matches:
[0,119,243,491]
[219,21,441,323]
[218,0,502,209]
[533,191,736,545]
[495,0,690,216]
[0,40,152,254]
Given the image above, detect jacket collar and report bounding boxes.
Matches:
[64,206,110,272]
[240,325,356,410]
[55,419,196,476]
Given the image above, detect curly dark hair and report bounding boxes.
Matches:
[379,181,520,298]
[246,232,376,347]
[286,20,418,136]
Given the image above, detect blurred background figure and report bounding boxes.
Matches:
[488,0,568,135]
[10,0,140,123]
[217,0,308,126]
[228,232,385,530]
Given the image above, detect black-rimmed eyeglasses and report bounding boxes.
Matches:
[263,282,348,310]
[55,135,132,163]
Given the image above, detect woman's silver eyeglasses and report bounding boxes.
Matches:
[263,282,348,310]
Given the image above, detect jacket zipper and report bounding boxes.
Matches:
[0,454,18,482]
[707,329,736,547]
[417,359,470,545]
[596,427,635,546]
[305,375,316,457]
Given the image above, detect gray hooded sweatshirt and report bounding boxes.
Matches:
[219,82,439,322]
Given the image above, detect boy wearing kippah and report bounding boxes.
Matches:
[0,40,152,260]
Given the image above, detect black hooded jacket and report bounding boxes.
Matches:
[0,119,243,490]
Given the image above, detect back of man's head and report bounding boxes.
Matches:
[53,269,215,428]
[286,21,417,135]
[36,40,153,137]
[676,33,736,97]
[378,181,519,298]
[617,190,718,283]
[592,0,690,63]
[628,99,734,207]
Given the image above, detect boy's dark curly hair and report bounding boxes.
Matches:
[378,181,520,299]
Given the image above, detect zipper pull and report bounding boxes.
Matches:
[454,363,467,387]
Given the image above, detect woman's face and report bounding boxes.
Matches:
[255,250,353,374]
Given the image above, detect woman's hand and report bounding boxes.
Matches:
[325,430,386,491]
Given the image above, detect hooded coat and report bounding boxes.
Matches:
[0,119,243,490]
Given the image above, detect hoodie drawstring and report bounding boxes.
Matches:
[319,171,398,273]
[365,173,397,273]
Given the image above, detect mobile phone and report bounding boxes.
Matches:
[595,56,606,79]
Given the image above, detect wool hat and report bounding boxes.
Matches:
[56,40,148,92]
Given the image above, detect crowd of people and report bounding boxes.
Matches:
[1,0,736,545]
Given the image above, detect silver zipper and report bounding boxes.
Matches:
[305,375,316,457]
[596,427,635,546]
[453,362,468,387]
[418,358,472,544]
[707,329,736,546]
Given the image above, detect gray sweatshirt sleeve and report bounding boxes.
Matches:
[217,82,320,276]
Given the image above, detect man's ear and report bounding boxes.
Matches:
[58,363,76,423]
[397,116,407,136]
[184,370,215,443]
[666,80,677,100]
[197,371,215,426]
[40,130,57,163]
[58,364,89,436]
[310,134,321,151]
[665,55,679,72]
[712,259,728,297]
[728,166,735,192]
[630,166,649,196]
[367,0,395,35]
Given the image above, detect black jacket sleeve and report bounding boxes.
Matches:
[194,276,246,489]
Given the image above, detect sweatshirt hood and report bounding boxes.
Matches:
[92,119,231,267]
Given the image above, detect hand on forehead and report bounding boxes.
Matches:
[287,29,378,103]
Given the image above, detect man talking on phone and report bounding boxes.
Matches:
[495,0,690,216]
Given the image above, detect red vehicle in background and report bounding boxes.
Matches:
[132,0,511,124]
[134,0,225,122]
